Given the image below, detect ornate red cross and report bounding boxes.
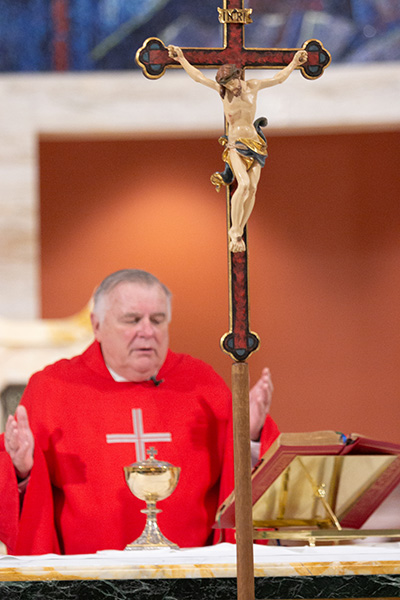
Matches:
[136,1,330,364]
[136,1,330,80]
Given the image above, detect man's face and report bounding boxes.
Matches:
[91,282,170,382]
[225,77,242,97]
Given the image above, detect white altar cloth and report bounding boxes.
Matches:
[1,543,400,581]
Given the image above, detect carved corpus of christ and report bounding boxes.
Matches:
[167,45,308,253]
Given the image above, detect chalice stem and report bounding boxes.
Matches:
[125,500,179,550]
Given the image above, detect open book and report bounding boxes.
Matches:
[216,431,400,539]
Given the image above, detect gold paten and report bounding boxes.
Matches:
[124,447,180,550]
[254,528,400,547]
[217,7,253,25]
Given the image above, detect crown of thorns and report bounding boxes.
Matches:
[215,64,241,86]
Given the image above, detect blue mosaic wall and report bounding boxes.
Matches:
[0,0,399,72]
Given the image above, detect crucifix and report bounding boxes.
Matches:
[136,3,330,599]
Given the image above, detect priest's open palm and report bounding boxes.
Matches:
[249,367,273,441]
[5,405,34,479]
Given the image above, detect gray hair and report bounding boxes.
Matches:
[93,269,172,322]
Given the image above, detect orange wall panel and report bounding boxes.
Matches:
[39,131,400,443]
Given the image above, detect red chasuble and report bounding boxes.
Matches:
[0,342,279,555]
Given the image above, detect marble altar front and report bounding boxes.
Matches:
[1,542,400,599]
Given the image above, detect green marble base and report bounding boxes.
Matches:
[1,574,400,599]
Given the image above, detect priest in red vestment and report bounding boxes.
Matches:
[1,269,279,555]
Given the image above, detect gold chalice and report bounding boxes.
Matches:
[124,446,181,550]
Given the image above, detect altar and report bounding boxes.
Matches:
[1,543,400,599]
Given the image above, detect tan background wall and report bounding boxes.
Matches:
[40,130,400,444]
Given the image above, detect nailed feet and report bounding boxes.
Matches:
[229,229,246,253]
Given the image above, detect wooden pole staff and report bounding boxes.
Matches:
[231,361,254,600]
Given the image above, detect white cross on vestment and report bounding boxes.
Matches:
[106,408,172,462]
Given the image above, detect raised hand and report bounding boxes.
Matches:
[249,367,274,441]
[4,405,34,479]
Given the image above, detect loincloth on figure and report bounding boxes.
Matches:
[211,117,268,192]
